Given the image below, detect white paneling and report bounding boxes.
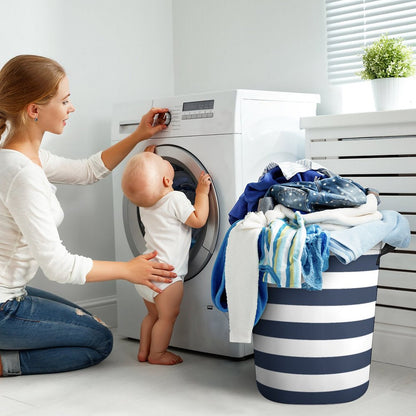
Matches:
[312,156,416,175]
[304,110,416,368]
[379,269,416,290]
[309,136,416,157]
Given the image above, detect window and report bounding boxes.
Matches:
[326,0,416,83]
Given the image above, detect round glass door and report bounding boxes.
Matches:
[123,144,220,281]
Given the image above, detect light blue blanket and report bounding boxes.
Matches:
[329,210,411,264]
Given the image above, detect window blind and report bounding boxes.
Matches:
[326,0,416,83]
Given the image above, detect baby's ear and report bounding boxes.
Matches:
[162,176,172,187]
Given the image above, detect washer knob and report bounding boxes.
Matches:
[153,111,171,127]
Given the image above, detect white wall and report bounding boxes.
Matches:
[1,0,174,316]
[172,0,341,115]
[2,0,348,322]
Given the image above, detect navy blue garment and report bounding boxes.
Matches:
[268,176,367,213]
[229,166,327,224]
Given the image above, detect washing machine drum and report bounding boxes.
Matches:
[122,145,219,281]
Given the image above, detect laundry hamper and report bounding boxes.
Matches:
[252,250,380,405]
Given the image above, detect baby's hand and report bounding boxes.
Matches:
[144,145,156,153]
[196,172,211,195]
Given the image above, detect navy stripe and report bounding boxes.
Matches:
[256,381,369,404]
[327,255,379,272]
[267,286,378,306]
[254,349,372,374]
[253,317,375,340]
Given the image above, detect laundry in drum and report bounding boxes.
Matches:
[172,166,201,248]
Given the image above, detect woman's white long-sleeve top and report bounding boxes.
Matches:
[0,149,111,303]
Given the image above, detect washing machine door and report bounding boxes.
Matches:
[123,144,220,281]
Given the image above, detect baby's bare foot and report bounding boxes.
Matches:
[137,349,148,362]
[148,351,183,365]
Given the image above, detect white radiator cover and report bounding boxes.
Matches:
[301,109,416,369]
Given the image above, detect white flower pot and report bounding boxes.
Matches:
[371,77,414,111]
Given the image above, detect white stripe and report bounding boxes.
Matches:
[266,269,379,288]
[321,269,379,289]
[255,365,370,393]
[253,333,374,357]
[261,302,376,323]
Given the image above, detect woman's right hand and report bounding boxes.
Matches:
[125,251,175,293]
[87,251,175,292]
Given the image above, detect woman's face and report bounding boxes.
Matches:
[37,76,75,134]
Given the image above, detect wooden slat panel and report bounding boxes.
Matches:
[375,306,416,327]
[378,195,416,213]
[379,269,416,290]
[379,235,416,253]
[406,215,416,232]
[401,235,416,252]
[310,137,416,158]
[312,157,416,175]
[346,176,416,194]
[377,288,416,310]
[380,252,416,271]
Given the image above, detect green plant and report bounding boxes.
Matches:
[359,35,415,80]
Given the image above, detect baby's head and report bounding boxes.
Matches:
[122,151,174,207]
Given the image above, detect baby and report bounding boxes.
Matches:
[121,146,211,365]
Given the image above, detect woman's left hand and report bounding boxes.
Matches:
[134,107,169,141]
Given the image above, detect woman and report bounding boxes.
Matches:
[0,55,175,376]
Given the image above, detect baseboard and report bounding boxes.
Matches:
[372,322,416,368]
[77,295,118,328]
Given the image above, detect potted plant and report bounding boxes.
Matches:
[359,35,416,111]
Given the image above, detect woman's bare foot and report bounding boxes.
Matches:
[148,351,183,365]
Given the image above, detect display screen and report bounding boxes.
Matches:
[182,100,214,111]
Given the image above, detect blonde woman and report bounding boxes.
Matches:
[0,55,175,376]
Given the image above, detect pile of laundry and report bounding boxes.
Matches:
[211,159,410,343]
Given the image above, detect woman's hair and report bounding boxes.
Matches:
[0,55,66,145]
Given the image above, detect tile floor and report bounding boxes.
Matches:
[1,330,415,416]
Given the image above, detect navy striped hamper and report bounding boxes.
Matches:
[253,252,380,404]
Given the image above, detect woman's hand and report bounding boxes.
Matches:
[134,107,169,142]
[100,108,169,171]
[87,251,175,292]
[125,251,176,293]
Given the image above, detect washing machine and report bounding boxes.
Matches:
[112,89,319,358]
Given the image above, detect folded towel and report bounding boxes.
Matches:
[329,210,411,264]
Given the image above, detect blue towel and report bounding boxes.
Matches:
[329,210,410,264]
[301,224,330,290]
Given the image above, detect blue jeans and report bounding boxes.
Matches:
[0,287,113,376]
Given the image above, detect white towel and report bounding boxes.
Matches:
[225,208,284,343]
[278,193,382,230]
